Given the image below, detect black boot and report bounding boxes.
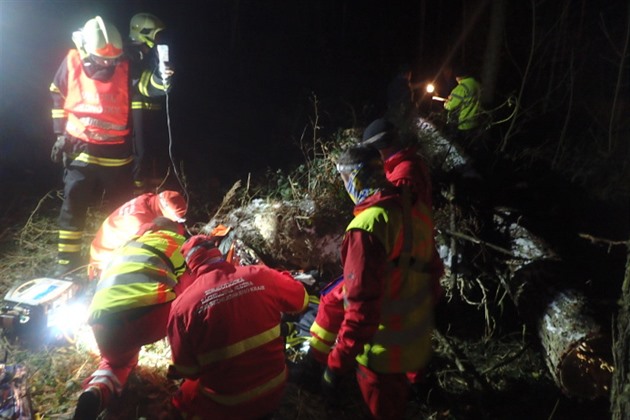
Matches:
[73,387,102,420]
[287,351,325,391]
[52,255,83,280]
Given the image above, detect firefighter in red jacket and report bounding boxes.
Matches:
[360,117,445,393]
[306,145,437,419]
[360,117,443,288]
[73,217,187,420]
[89,190,187,279]
[167,235,309,420]
[49,16,173,277]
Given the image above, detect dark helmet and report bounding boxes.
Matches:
[359,118,397,150]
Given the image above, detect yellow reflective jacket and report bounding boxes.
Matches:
[350,199,435,373]
[89,229,185,321]
[444,76,482,131]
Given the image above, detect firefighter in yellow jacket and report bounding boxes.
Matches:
[444,66,482,137]
[49,16,173,277]
[72,217,186,420]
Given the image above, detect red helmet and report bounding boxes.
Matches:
[181,235,223,270]
[157,191,187,223]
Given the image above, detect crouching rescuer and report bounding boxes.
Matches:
[303,145,437,418]
[167,235,309,419]
[73,217,186,420]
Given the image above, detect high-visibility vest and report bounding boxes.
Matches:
[444,76,481,131]
[348,199,435,373]
[63,49,130,144]
[89,230,185,320]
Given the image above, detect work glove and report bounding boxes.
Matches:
[166,364,183,380]
[320,367,342,407]
[50,134,67,163]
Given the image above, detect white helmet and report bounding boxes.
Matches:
[129,13,165,48]
[78,16,123,60]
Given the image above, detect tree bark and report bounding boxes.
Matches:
[481,0,506,105]
[611,243,630,420]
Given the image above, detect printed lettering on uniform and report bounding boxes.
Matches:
[196,277,265,313]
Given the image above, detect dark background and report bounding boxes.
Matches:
[0,0,499,189]
[0,1,628,231]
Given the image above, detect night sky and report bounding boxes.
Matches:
[1,1,626,198]
[0,1,480,190]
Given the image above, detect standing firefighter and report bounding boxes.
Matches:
[73,217,186,420]
[167,235,309,419]
[444,66,482,139]
[49,16,169,277]
[360,117,444,396]
[304,145,437,418]
[126,12,174,193]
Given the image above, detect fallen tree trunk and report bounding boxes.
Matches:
[203,198,344,274]
[446,207,614,399]
[493,208,613,399]
[538,288,613,399]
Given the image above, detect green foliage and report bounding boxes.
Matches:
[249,127,358,233]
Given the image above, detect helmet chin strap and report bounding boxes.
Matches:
[83,61,115,81]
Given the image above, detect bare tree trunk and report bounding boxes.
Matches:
[480,0,506,105]
[611,243,630,420]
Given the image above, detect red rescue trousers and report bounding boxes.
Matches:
[356,364,410,420]
[84,303,171,406]
[309,280,421,418]
[172,376,285,420]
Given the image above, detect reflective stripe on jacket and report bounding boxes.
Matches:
[345,199,434,373]
[167,263,308,405]
[90,193,161,271]
[89,229,185,321]
[444,76,481,130]
[63,49,130,144]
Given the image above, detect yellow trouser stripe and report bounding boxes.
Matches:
[58,243,81,253]
[59,230,82,240]
[74,153,133,167]
[199,367,286,406]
